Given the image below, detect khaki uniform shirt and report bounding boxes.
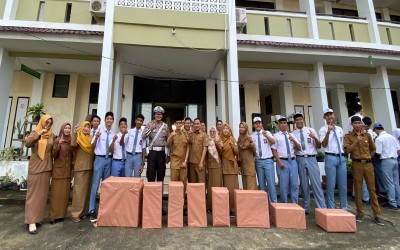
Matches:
[344,130,375,160]
[189,131,209,164]
[169,130,188,170]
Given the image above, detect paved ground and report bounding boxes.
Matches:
[1,190,400,250]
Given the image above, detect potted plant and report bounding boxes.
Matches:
[16,119,24,139]
[0,147,15,161]
[26,102,45,122]
[1,170,14,191]
[20,176,28,191]
[266,121,278,134]
[316,150,325,162]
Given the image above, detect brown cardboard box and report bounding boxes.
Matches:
[142,182,163,229]
[187,183,207,227]
[97,177,143,227]
[270,203,306,229]
[234,190,270,228]
[168,181,184,228]
[212,187,230,227]
[315,208,356,233]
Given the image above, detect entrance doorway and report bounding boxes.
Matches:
[132,77,206,129]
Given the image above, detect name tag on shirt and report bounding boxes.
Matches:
[263,139,268,144]
[307,138,312,144]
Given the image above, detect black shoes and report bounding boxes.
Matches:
[374,217,385,226]
[382,203,399,210]
[89,210,97,223]
[356,215,363,222]
[50,218,65,224]
[162,209,167,216]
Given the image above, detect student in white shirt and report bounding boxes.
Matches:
[109,118,128,177]
[272,116,301,204]
[252,116,277,203]
[88,111,115,223]
[292,112,326,214]
[90,115,101,138]
[124,114,146,177]
[375,122,400,210]
[319,108,348,211]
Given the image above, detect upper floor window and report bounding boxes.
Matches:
[332,8,358,18]
[52,74,70,98]
[65,3,72,23]
[235,0,275,9]
[391,15,400,23]
[37,1,45,21]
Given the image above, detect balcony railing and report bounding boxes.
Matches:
[116,0,227,13]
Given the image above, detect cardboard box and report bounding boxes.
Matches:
[270,203,306,229]
[168,181,184,228]
[142,182,163,229]
[212,187,230,227]
[187,183,207,227]
[97,177,143,227]
[234,190,270,228]
[315,208,356,233]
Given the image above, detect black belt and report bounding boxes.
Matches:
[113,158,126,162]
[257,157,274,160]
[96,155,112,158]
[280,157,295,161]
[352,159,372,163]
[127,152,141,155]
[296,155,316,158]
[325,152,346,157]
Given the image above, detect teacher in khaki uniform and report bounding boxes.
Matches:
[167,117,189,187]
[188,118,209,183]
[344,116,384,226]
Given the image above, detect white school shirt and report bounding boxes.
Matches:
[125,127,146,153]
[91,127,115,156]
[292,127,318,156]
[319,125,344,154]
[112,132,129,160]
[367,129,378,142]
[251,130,273,159]
[271,131,298,158]
[375,131,400,159]
[90,127,99,138]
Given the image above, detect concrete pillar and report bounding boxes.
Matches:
[0,48,15,149]
[216,60,227,123]
[112,57,123,131]
[356,0,381,44]
[30,72,45,106]
[227,0,241,137]
[323,1,332,15]
[370,67,396,132]
[279,82,294,117]
[244,83,261,124]
[97,0,115,120]
[299,0,319,39]
[3,0,19,20]
[308,62,329,130]
[206,79,216,133]
[275,0,284,10]
[330,84,348,131]
[121,75,134,127]
[382,8,391,21]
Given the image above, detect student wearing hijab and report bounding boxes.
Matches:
[70,121,94,223]
[24,115,54,234]
[238,122,258,190]
[219,124,239,217]
[206,126,223,211]
[48,123,73,224]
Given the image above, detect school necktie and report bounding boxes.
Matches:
[332,128,342,163]
[300,129,306,151]
[284,132,292,162]
[92,130,95,137]
[133,130,139,152]
[105,131,110,158]
[122,142,126,160]
[257,133,262,158]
